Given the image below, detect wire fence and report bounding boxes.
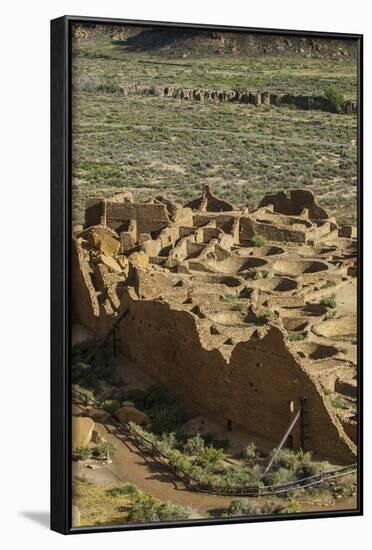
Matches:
[72,389,357,497]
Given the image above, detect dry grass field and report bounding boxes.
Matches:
[71,29,358,226]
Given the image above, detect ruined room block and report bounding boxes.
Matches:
[120,231,135,253]
[100,255,123,274]
[85,198,106,227]
[106,202,169,223]
[138,233,152,245]
[339,225,357,239]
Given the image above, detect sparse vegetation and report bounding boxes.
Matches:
[321,280,336,289]
[220,293,239,302]
[75,446,91,461]
[223,497,300,517]
[289,333,305,341]
[320,294,337,309]
[71,33,357,227]
[259,310,274,323]
[250,234,266,247]
[92,440,117,460]
[324,85,345,114]
[183,433,205,455]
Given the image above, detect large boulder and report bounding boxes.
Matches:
[81,226,120,257]
[128,251,149,270]
[72,417,95,449]
[116,406,149,426]
[100,254,122,274]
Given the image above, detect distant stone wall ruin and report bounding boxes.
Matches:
[117,84,357,115]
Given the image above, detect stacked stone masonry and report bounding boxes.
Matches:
[72,185,358,464]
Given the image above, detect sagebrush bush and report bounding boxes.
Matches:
[323,85,344,113]
[183,433,205,455]
[250,234,266,247]
[75,446,90,461]
[320,294,337,309]
[194,447,224,468]
[92,441,117,459]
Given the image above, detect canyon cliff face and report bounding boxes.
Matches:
[72,24,357,59]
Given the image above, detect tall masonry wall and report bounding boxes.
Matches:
[117,292,356,464]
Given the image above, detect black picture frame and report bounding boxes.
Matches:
[51,15,363,535]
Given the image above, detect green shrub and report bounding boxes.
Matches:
[320,294,337,309]
[194,447,224,468]
[321,280,336,289]
[331,396,349,409]
[151,406,188,435]
[280,500,301,514]
[323,85,344,113]
[250,234,266,247]
[72,384,95,403]
[289,333,305,342]
[92,441,117,460]
[244,442,259,461]
[128,493,191,523]
[101,399,120,414]
[264,467,293,486]
[227,499,260,516]
[109,483,139,497]
[226,499,285,516]
[259,310,274,323]
[183,433,205,455]
[75,446,90,461]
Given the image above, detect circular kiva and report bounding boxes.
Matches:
[272,259,329,276]
[282,316,309,332]
[251,276,298,293]
[234,245,285,257]
[284,303,328,317]
[207,310,245,325]
[295,341,340,360]
[312,315,357,340]
[190,274,242,287]
[208,256,268,275]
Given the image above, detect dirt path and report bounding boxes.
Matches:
[73,420,357,517]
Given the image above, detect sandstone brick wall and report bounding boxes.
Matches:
[117,292,356,464]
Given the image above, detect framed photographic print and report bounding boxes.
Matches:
[51,15,363,534]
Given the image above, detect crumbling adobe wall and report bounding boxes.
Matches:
[259,190,329,220]
[117,291,356,464]
[72,238,116,337]
[118,84,357,114]
[239,216,307,243]
[185,184,234,212]
[84,200,171,238]
[71,239,101,333]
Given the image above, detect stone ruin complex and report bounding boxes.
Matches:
[118,84,357,114]
[72,185,358,464]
